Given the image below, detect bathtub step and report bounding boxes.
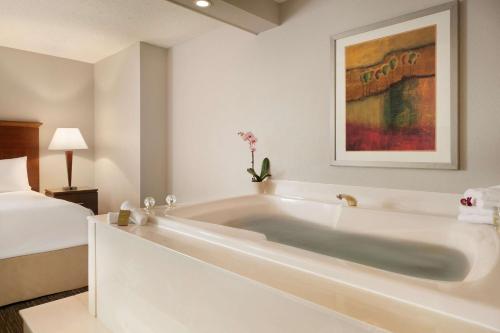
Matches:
[20,292,110,333]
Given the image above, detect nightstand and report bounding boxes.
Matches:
[45,187,98,214]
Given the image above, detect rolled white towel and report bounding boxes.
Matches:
[458,206,496,217]
[475,199,500,209]
[120,201,149,226]
[458,214,495,225]
[464,187,500,202]
[107,212,119,224]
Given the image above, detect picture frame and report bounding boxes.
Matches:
[330,1,458,169]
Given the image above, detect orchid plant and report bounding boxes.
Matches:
[238,131,271,182]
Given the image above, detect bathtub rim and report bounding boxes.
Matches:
[163,193,498,283]
[150,194,500,330]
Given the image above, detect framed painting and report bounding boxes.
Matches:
[330,1,458,169]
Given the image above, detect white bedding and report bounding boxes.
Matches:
[0,191,92,259]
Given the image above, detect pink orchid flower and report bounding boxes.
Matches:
[238,131,258,151]
[237,130,270,183]
[246,132,257,143]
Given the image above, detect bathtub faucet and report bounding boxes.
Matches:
[336,194,357,207]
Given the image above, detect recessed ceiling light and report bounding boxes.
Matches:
[194,0,212,8]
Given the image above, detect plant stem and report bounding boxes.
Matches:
[251,151,254,170]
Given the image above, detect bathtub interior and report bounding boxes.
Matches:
[164,195,498,282]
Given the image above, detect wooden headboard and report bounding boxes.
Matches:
[0,121,42,192]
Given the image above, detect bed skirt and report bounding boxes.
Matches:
[0,245,88,307]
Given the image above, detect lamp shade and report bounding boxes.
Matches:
[48,128,88,150]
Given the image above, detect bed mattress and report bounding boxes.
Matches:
[0,190,92,259]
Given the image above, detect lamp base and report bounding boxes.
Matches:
[63,186,78,191]
[64,151,75,191]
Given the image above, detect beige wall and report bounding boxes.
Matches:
[166,0,500,202]
[140,43,168,205]
[94,43,141,213]
[0,46,94,191]
[95,42,168,212]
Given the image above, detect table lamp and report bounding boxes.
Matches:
[48,128,88,190]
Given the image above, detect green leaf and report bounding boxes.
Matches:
[260,173,271,181]
[247,168,258,177]
[260,158,270,179]
[247,168,262,182]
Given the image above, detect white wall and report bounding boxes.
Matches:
[140,43,168,205]
[166,0,500,202]
[94,43,141,213]
[95,42,168,212]
[0,46,94,191]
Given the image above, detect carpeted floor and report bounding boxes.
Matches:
[0,287,87,333]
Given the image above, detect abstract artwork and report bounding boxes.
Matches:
[345,26,436,151]
[331,1,458,169]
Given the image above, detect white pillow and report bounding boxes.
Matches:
[0,156,31,192]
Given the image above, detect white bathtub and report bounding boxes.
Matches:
[155,194,500,331]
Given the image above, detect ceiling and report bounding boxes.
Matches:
[0,0,222,63]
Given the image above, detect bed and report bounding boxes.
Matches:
[0,120,91,306]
